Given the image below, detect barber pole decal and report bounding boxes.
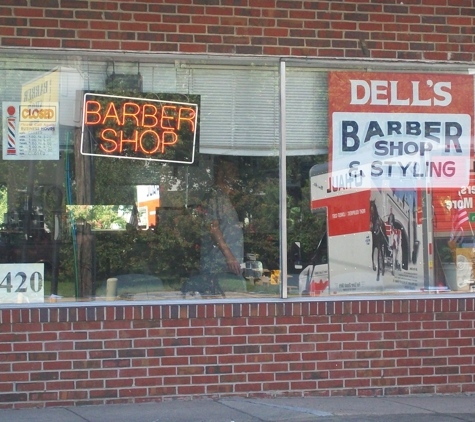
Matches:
[6,105,17,155]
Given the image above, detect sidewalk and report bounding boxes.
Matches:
[1,394,475,422]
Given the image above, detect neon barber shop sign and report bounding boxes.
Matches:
[81,93,199,164]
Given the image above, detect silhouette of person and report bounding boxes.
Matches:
[199,156,245,296]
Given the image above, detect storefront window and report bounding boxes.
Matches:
[287,65,475,297]
[0,53,281,303]
[0,51,474,304]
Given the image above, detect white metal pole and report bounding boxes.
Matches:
[279,59,288,299]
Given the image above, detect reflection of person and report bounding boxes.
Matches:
[200,156,245,296]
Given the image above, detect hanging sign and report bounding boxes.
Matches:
[81,93,199,164]
[20,66,83,127]
[329,72,473,189]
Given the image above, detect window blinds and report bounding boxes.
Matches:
[181,65,329,156]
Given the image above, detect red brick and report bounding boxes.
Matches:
[59,371,89,380]
[44,361,72,370]
[90,389,118,399]
[345,377,371,388]
[89,369,117,379]
[59,390,88,400]
[91,40,120,49]
[177,385,205,395]
[148,386,176,396]
[46,381,75,391]
[106,379,133,388]
[58,332,87,341]
[218,354,245,364]
[12,362,41,372]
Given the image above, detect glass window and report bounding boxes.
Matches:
[0,51,474,305]
[0,53,281,303]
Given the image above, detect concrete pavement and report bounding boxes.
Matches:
[1,394,475,422]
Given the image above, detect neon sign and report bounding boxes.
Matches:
[81,93,199,164]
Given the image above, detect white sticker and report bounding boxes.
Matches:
[0,263,44,303]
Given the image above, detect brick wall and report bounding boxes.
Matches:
[0,0,473,61]
[0,298,474,408]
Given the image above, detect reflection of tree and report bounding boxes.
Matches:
[94,155,283,288]
[93,209,201,287]
[288,183,326,265]
[67,205,128,230]
[286,156,327,266]
[0,186,7,219]
[74,127,94,297]
[232,158,281,271]
[153,208,201,277]
[91,157,139,204]
[0,159,68,294]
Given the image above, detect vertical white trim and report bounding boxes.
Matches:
[279,59,288,299]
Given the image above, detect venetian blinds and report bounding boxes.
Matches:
[178,65,329,156]
[181,66,280,156]
[285,68,329,156]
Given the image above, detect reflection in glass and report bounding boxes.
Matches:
[184,156,245,298]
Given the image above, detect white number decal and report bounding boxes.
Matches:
[15,272,27,293]
[30,271,43,293]
[0,264,44,303]
[0,272,12,293]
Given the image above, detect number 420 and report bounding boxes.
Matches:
[0,271,43,293]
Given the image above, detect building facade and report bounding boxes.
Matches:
[1,0,475,408]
